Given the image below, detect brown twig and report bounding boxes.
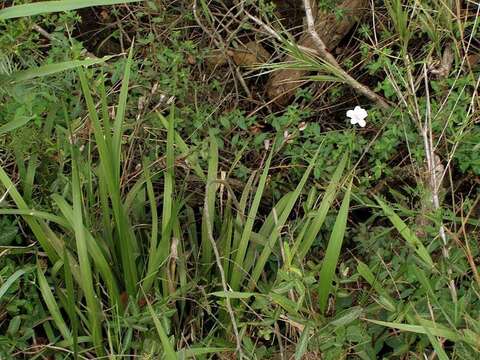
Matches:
[302,0,390,109]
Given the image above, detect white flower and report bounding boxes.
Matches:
[347,106,368,128]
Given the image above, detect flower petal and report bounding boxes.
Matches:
[346,109,355,119]
[358,118,366,127]
[357,107,368,119]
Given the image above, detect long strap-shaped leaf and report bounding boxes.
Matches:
[230,149,273,291]
[0,0,143,20]
[77,46,138,296]
[375,196,434,268]
[201,133,219,272]
[71,150,104,355]
[2,57,113,84]
[248,147,320,290]
[318,181,351,312]
[293,152,348,261]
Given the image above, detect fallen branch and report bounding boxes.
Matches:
[303,0,390,109]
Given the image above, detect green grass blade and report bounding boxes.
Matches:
[71,150,103,355]
[230,149,273,291]
[0,165,61,261]
[318,181,351,313]
[177,347,232,358]
[295,325,310,360]
[248,148,321,290]
[356,261,397,312]
[51,194,120,307]
[142,289,176,360]
[0,209,69,228]
[0,268,30,301]
[6,57,113,83]
[23,154,37,205]
[258,192,292,238]
[143,160,159,292]
[201,133,218,271]
[78,63,138,296]
[293,152,348,261]
[63,249,79,359]
[375,196,434,268]
[219,197,234,279]
[0,115,34,135]
[0,0,143,20]
[365,319,461,342]
[112,45,133,178]
[37,264,71,341]
[157,112,205,180]
[144,107,176,293]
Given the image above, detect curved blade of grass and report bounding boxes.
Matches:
[295,325,311,360]
[230,149,273,291]
[293,152,348,261]
[0,115,33,135]
[5,57,113,83]
[411,263,455,328]
[37,264,71,341]
[258,192,292,238]
[142,288,176,360]
[0,209,69,228]
[0,0,143,20]
[318,181,351,313]
[375,196,434,268]
[248,148,321,290]
[0,165,61,261]
[78,52,138,296]
[356,261,397,312]
[52,194,120,308]
[365,319,461,343]
[0,268,30,300]
[71,151,103,355]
